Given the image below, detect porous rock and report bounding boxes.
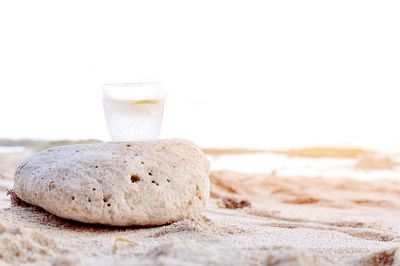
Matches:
[14,139,210,226]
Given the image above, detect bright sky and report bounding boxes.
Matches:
[1,1,399,150]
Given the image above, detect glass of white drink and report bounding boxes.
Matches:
[102,83,166,141]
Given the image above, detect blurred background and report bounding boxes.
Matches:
[1,0,399,151]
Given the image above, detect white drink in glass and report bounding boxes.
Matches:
[102,83,165,141]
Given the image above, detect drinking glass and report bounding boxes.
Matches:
[102,83,166,141]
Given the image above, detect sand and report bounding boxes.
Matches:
[1,148,400,265]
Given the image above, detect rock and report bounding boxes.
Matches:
[13,139,210,226]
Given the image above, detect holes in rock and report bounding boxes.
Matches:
[88,198,91,202]
[148,172,153,176]
[92,188,96,191]
[166,179,171,182]
[131,175,141,183]
[123,160,127,163]
[172,165,176,168]
[196,185,202,200]
[48,181,55,190]
[126,144,131,147]
[135,154,139,157]
[151,180,159,186]
[95,166,98,169]
[141,161,144,165]
[107,203,111,207]
[103,195,111,202]
[71,196,75,200]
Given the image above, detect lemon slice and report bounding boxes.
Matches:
[115,237,134,243]
[131,99,159,105]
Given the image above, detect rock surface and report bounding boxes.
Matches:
[14,139,210,226]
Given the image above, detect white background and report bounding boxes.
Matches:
[1,0,399,150]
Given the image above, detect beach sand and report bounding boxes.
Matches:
[1,148,400,265]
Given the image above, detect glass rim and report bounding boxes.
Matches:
[102,82,162,87]
[102,82,166,100]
